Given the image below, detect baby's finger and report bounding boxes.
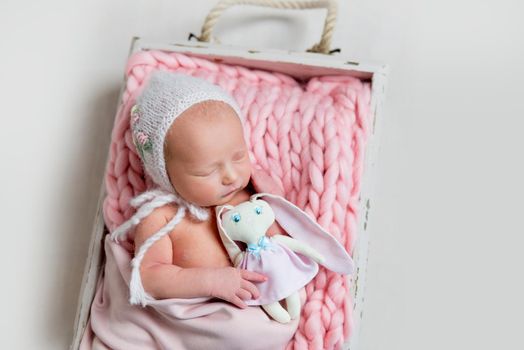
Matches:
[236,288,252,301]
[240,279,260,300]
[240,269,268,282]
[231,295,247,309]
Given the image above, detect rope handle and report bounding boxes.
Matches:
[192,0,340,54]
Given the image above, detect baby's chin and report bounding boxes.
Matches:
[179,190,240,208]
[215,192,238,206]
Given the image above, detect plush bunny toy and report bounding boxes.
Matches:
[216,192,355,323]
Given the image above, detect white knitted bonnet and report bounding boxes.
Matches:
[130,69,242,196]
[110,69,243,306]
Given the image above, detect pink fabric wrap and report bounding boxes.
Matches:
[80,235,300,350]
[81,50,372,350]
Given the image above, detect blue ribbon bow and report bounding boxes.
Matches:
[246,236,273,258]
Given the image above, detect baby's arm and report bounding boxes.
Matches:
[134,206,266,307]
[134,208,210,299]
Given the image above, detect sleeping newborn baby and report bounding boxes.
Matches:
[104,70,298,349]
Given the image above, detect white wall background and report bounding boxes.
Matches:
[0,0,522,349]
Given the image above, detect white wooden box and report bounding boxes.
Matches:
[71,37,388,350]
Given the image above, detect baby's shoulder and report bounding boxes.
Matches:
[133,203,181,246]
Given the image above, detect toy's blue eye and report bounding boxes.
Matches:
[254,206,262,215]
[231,213,241,223]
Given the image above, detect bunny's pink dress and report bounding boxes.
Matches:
[238,235,319,305]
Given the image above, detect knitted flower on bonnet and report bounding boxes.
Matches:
[110,70,243,306]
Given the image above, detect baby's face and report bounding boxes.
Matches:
[163,100,252,207]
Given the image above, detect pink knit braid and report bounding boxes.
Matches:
[102,50,371,350]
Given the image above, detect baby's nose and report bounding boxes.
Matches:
[221,164,237,184]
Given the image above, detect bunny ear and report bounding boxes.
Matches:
[215,205,242,263]
[216,204,234,212]
[254,193,355,275]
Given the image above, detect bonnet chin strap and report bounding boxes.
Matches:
[110,188,209,306]
[129,205,186,306]
[110,190,178,242]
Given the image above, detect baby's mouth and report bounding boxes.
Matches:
[222,187,239,197]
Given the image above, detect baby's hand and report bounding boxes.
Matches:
[209,267,267,309]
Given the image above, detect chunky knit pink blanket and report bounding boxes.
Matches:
[93,50,371,350]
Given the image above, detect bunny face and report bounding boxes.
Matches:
[220,199,275,244]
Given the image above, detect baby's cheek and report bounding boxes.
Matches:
[242,162,252,180]
[196,177,221,197]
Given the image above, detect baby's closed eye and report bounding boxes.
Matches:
[232,150,246,162]
[192,167,217,177]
